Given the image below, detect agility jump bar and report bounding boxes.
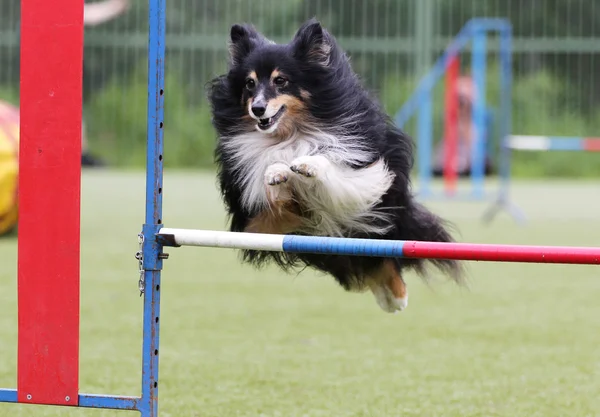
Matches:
[157,229,600,265]
[507,135,600,152]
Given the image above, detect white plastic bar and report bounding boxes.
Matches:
[158,228,285,251]
[506,135,549,150]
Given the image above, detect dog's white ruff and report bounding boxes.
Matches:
[221,126,395,237]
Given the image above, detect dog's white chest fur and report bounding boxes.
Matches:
[222,130,395,236]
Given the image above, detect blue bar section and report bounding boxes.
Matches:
[79,394,140,410]
[418,93,433,197]
[471,29,487,199]
[282,235,405,258]
[0,389,17,403]
[548,137,584,151]
[497,24,513,201]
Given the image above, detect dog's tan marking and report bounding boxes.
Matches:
[241,114,254,122]
[387,270,408,300]
[268,94,309,139]
[270,69,281,80]
[366,259,408,313]
[246,168,305,234]
[245,201,304,235]
[248,71,258,82]
[270,94,306,115]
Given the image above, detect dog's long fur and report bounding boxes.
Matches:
[207,19,464,312]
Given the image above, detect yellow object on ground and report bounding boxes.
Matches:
[0,100,19,236]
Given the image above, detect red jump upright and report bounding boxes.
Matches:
[17,0,84,406]
[443,55,460,195]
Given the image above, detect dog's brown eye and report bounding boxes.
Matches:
[245,79,256,90]
[273,76,287,86]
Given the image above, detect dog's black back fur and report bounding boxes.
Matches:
[208,19,463,291]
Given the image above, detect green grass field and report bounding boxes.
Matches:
[1,171,599,417]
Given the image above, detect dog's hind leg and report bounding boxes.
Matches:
[365,259,408,313]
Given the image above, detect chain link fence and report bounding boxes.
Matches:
[1,0,599,175]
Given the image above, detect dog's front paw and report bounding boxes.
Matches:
[264,163,291,186]
[290,155,330,178]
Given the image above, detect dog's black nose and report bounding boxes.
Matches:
[251,105,266,117]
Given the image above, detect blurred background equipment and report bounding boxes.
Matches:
[0,0,598,173]
[0,100,18,236]
[394,18,510,206]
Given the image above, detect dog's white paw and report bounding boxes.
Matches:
[392,295,408,311]
[264,163,291,186]
[290,155,330,179]
[370,283,408,313]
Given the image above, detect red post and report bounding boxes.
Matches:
[17,0,83,406]
[443,56,460,195]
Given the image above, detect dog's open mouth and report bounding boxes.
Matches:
[257,106,286,131]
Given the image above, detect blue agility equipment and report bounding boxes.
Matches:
[394,18,525,224]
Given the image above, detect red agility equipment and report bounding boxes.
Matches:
[583,138,600,152]
[403,241,600,264]
[443,55,460,195]
[17,0,83,406]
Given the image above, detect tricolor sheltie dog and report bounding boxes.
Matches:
[208,19,463,313]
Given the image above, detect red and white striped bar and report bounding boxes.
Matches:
[507,135,600,152]
[157,229,600,265]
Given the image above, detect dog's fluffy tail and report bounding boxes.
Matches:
[402,200,465,284]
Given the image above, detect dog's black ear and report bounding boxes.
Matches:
[228,23,267,66]
[291,19,332,66]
